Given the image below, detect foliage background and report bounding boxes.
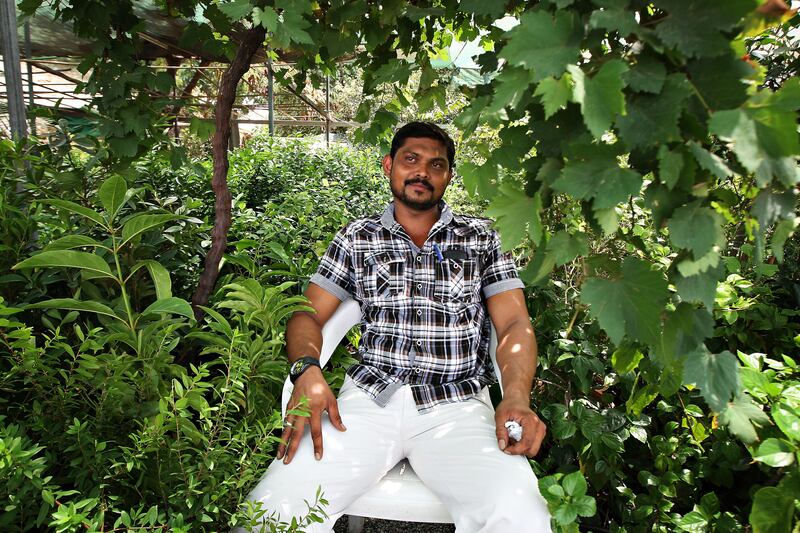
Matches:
[2,0,800,532]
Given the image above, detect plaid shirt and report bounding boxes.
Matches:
[310,201,524,412]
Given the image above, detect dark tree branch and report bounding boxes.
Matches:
[191,26,266,319]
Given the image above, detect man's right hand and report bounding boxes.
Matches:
[277,368,346,464]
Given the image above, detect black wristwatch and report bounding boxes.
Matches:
[289,356,321,383]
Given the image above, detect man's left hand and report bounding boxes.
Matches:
[494,398,546,457]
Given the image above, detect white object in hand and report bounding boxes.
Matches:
[505,421,523,442]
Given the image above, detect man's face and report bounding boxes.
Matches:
[383,137,452,211]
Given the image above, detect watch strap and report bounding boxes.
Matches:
[289,356,321,383]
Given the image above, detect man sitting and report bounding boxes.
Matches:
[243,122,551,532]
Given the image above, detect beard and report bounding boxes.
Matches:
[390,176,442,211]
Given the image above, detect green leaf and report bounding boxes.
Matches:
[218,0,252,21]
[484,185,543,250]
[655,0,759,58]
[40,199,106,227]
[580,257,669,346]
[552,145,642,209]
[687,54,752,110]
[753,438,795,467]
[573,494,596,518]
[677,246,723,278]
[627,383,659,415]
[546,231,588,266]
[669,202,725,258]
[617,74,691,149]
[44,235,105,252]
[562,471,587,497]
[749,486,794,533]
[13,250,115,279]
[588,7,638,36]
[26,298,123,322]
[458,0,505,18]
[719,394,770,444]
[658,146,684,190]
[252,6,277,28]
[142,297,194,320]
[683,349,741,413]
[120,214,184,248]
[499,10,582,81]
[675,263,725,310]
[611,345,644,374]
[534,75,572,119]
[189,118,215,140]
[568,59,628,139]
[491,67,536,112]
[752,190,797,261]
[139,260,173,300]
[687,142,731,179]
[772,402,800,441]
[552,503,578,525]
[273,0,314,46]
[98,176,128,220]
[773,218,800,263]
[709,79,800,187]
[625,53,667,94]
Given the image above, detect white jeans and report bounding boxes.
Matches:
[241,377,551,532]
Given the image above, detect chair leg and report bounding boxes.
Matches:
[347,515,365,533]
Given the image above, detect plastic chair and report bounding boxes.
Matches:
[280,298,502,532]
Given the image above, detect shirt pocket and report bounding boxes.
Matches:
[362,251,405,300]
[434,255,478,303]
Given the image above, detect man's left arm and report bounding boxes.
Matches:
[486,289,547,457]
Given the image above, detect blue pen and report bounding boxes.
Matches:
[433,244,444,263]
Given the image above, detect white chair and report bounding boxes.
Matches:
[280,298,502,532]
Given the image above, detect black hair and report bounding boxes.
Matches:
[389,122,456,169]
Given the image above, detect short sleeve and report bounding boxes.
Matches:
[481,230,524,298]
[310,227,354,301]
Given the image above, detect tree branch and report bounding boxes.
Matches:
[191,26,266,319]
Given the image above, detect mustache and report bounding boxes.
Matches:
[404,178,433,190]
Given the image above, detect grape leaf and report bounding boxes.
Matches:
[491,67,536,113]
[534,75,572,119]
[568,59,629,139]
[675,263,725,310]
[658,146,684,190]
[688,142,732,179]
[751,190,797,260]
[617,74,691,149]
[546,230,589,266]
[709,78,800,187]
[581,257,669,346]
[668,202,724,258]
[499,10,582,81]
[552,144,642,209]
[588,7,639,36]
[485,184,543,250]
[687,54,753,110]
[624,53,666,94]
[458,0,505,19]
[683,349,741,413]
[654,0,760,58]
[718,393,770,444]
[218,0,252,21]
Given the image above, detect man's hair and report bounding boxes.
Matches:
[390,122,456,169]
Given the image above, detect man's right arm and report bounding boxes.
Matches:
[277,283,348,464]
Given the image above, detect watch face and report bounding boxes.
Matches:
[290,360,306,376]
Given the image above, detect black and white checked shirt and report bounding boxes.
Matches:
[310,201,524,412]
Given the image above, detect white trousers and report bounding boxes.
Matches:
[242,377,551,532]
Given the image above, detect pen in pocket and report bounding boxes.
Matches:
[433,244,444,263]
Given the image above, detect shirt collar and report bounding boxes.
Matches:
[380,201,454,232]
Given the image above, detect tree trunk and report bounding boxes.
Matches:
[191,26,266,318]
